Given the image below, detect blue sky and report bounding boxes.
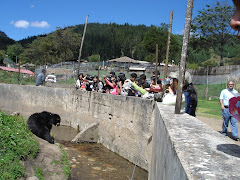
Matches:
[0,0,234,41]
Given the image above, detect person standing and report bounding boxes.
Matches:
[36,69,46,86]
[183,83,197,117]
[219,80,239,141]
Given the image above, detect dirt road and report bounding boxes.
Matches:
[197,115,240,145]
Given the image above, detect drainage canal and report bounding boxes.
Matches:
[52,125,148,180]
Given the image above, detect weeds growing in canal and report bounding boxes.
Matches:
[0,111,40,179]
[50,144,71,178]
[34,166,44,180]
[60,144,71,178]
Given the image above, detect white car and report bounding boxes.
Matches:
[45,74,57,83]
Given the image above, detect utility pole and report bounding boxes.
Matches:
[206,66,209,99]
[164,10,173,79]
[155,44,158,84]
[97,55,100,91]
[18,60,21,85]
[175,0,194,114]
[77,15,89,76]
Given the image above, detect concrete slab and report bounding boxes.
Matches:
[149,102,240,180]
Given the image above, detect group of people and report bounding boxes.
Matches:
[75,70,198,117]
[75,71,160,96]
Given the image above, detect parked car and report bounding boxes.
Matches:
[45,74,57,83]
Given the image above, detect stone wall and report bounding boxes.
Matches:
[0,83,154,170]
[149,103,240,179]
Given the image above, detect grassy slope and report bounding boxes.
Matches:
[196,98,222,119]
[0,111,40,179]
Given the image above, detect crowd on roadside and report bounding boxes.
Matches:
[75,70,198,117]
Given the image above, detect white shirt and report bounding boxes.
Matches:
[219,88,238,106]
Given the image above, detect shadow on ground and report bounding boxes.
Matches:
[217,144,240,158]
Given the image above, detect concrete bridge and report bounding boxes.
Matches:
[1,83,240,179]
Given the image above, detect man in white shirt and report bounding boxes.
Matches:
[219,81,239,141]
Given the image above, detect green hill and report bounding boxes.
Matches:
[0,30,15,50]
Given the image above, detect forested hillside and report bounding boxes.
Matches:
[0,31,15,50]
[0,23,182,66]
[1,0,240,68]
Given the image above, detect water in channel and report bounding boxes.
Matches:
[52,125,148,180]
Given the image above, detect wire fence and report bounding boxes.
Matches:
[36,62,240,100]
[192,68,240,99]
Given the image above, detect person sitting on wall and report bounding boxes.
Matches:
[127,73,137,96]
[146,76,163,93]
[103,72,116,92]
[75,73,84,89]
[104,76,120,95]
[162,77,185,106]
[118,72,126,85]
[92,75,104,92]
[168,78,178,95]
[139,74,150,89]
[131,77,153,99]
[36,69,46,86]
[84,74,94,91]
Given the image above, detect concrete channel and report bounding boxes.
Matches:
[1,83,240,179]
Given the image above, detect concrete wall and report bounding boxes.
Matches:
[0,83,154,170]
[2,83,240,179]
[149,103,240,179]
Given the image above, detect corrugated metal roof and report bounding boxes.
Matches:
[107,56,149,64]
[0,66,35,75]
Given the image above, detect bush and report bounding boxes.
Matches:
[0,111,39,179]
[0,71,36,85]
[187,63,199,69]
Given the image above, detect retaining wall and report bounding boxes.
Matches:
[0,83,154,170]
[1,83,240,179]
[149,103,240,179]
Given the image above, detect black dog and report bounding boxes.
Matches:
[27,111,61,144]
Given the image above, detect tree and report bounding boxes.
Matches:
[88,54,99,62]
[53,27,81,63]
[0,50,6,64]
[26,37,45,65]
[191,1,235,66]
[142,24,180,63]
[7,44,23,63]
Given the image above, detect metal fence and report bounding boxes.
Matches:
[36,62,240,99]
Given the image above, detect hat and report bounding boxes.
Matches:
[169,70,192,85]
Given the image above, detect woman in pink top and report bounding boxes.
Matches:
[104,77,120,95]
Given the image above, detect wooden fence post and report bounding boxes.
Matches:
[77,15,89,76]
[164,10,173,79]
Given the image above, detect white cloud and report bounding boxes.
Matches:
[176,29,184,35]
[13,20,30,28]
[30,4,35,8]
[10,20,50,29]
[31,21,50,28]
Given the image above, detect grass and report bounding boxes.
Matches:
[34,167,44,180]
[60,145,71,178]
[195,83,226,99]
[0,71,36,85]
[50,144,70,178]
[0,111,40,179]
[0,111,70,179]
[196,98,222,119]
